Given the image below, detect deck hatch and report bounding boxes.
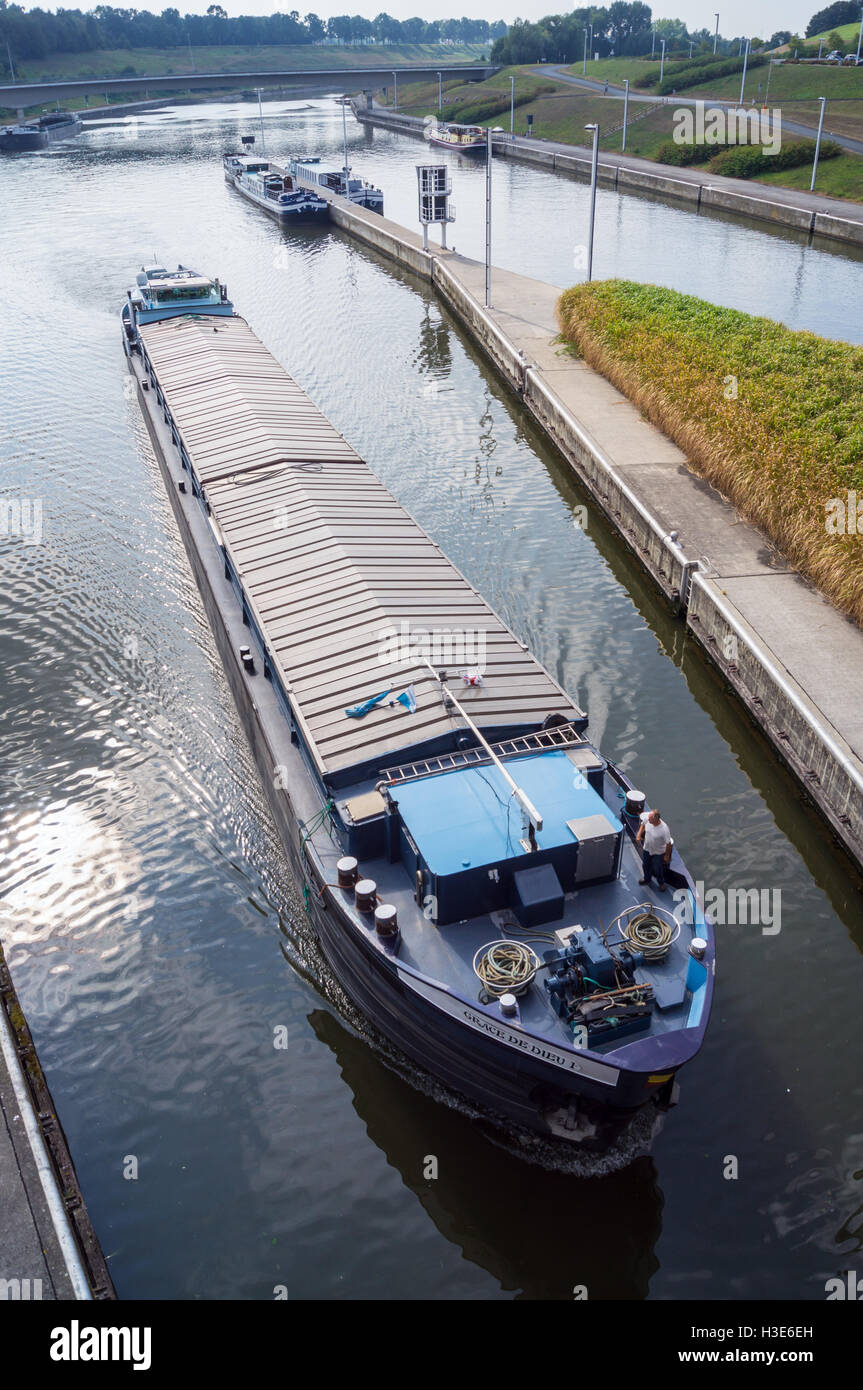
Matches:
[139,314,585,777]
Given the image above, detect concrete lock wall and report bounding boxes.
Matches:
[687,574,863,852]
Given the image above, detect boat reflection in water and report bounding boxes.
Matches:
[308,1007,663,1300]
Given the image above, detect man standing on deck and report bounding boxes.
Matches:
[636,808,673,891]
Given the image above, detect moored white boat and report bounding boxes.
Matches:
[223,153,330,223]
[428,122,487,153]
[290,155,384,213]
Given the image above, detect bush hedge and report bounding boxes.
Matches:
[556,280,863,626]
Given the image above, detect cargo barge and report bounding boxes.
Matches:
[0,110,83,152]
[121,269,714,1146]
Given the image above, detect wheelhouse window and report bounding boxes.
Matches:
[152,284,215,303]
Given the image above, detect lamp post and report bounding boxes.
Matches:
[393,70,398,109]
[651,24,656,57]
[583,27,588,75]
[660,37,666,83]
[764,57,776,105]
[510,74,515,134]
[739,38,750,104]
[857,8,863,64]
[817,38,824,59]
[341,94,350,188]
[257,88,265,153]
[437,71,442,110]
[621,78,630,151]
[714,13,719,54]
[810,96,827,190]
[585,122,599,283]
[689,39,695,58]
[485,125,492,307]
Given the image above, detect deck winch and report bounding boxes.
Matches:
[543,931,654,1044]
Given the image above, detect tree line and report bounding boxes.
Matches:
[805,2,863,38]
[0,4,506,65]
[490,6,782,64]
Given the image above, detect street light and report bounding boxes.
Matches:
[585,122,599,282]
[651,23,656,57]
[714,13,719,54]
[817,38,824,60]
[621,78,630,152]
[764,57,777,105]
[485,125,493,307]
[510,74,515,134]
[256,88,265,152]
[810,96,827,190]
[857,7,863,64]
[437,71,442,110]
[393,70,398,109]
[660,37,667,83]
[341,94,350,189]
[689,39,695,58]
[583,27,588,75]
[739,38,750,104]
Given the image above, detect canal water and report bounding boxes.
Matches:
[1,96,862,1301]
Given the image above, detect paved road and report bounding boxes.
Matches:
[535,64,863,156]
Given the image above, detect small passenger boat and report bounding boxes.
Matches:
[122,271,714,1148]
[428,122,487,153]
[223,153,330,223]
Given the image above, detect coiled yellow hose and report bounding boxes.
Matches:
[473,940,540,997]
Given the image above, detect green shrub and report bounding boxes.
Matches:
[556,279,863,627]
[445,81,555,125]
[709,137,841,176]
[657,53,766,94]
[655,139,717,166]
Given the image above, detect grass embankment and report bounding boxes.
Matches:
[804,20,863,44]
[377,66,555,120]
[603,106,863,198]
[9,41,489,84]
[557,281,863,626]
[567,55,863,104]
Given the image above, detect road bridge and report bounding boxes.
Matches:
[0,64,496,113]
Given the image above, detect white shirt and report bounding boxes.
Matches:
[640,812,673,855]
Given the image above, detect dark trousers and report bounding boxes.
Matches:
[642,850,667,886]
